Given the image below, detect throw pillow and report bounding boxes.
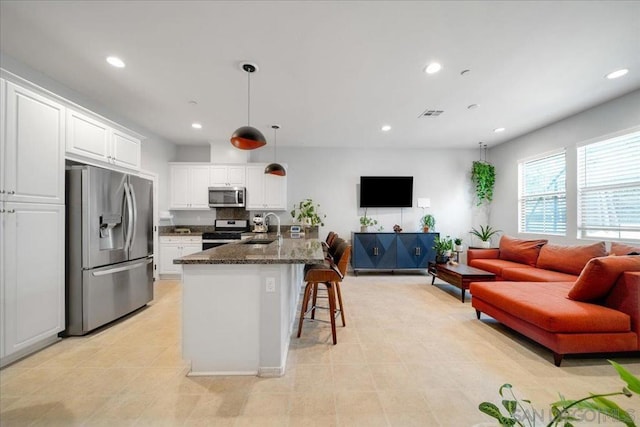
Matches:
[498,235,548,267]
[568,256,640,301]
[610,242,640,256]
[536,241,607,275]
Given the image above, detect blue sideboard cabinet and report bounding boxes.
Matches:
[351,232,438,274]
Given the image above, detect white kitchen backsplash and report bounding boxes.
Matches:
[169,210,217,226]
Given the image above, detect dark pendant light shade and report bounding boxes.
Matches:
[265,124,286,176]
[231,62,266,150]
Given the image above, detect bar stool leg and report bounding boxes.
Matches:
[297,282,313,338]
[310,283,319,319]
[325,282,338,345]
[335,282,346,327]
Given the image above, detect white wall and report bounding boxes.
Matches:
[250,146,478,243]
[489,89,640,245]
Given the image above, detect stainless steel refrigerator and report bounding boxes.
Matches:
[65,165,153,336]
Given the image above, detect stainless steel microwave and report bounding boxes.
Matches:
[208,187,246,208]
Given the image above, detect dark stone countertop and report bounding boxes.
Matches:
[174,233,325,265]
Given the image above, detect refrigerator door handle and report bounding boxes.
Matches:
[91,258,152,277]
[123,182,134,252]
[129,182,138,253]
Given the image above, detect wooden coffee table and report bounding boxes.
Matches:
[428,262,496,302]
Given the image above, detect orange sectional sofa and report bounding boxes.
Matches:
[468,237,640,365]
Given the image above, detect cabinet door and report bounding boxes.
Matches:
[264,173,287,210]
[227,165,246,186]
[0,78,5,204]
[352,233,396,269]
[4,82,65,205]
[112,129,141,170]
[397,233,433,268]
[66,108,110,163]
[2,203,65,356]
[182,243,202,256]
[170,166,190,208]
[159,241,182,274]
[245,165,266,209]
[189,166,211,209]
[210,165,229,186]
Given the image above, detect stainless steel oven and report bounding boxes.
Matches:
[202,219,249,250]
[208,187,245,208]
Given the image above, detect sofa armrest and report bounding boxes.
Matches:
[605,271,640,349]
[467,249,500,265]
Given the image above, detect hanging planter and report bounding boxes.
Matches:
[471,143,495,206]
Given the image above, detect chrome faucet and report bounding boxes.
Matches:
[264,212,282,244]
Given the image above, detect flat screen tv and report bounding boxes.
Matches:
[360,176,413,208]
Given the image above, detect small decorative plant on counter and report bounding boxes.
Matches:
[478,360,639,427]
[420,214,436,232]
[359,209,378,232]
[470,225,501,248]
[433,235,453,263]
[290,198,326,228]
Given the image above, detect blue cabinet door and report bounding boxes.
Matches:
[352,233,397,270]
[396,233,438,268]
[353,233,377,269]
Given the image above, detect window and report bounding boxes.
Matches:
[519,150,566,235]
[577,130,640,241]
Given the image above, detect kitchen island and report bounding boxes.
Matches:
[174,234,324,377]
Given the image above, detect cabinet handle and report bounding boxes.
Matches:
[0,190,5,194]
[415,247,421,256]
[7,209,15,213]
[373,247,379,256]
[8,190,15,195]
[0,209,4,213]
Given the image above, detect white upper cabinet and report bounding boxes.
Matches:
[2,81,65,205]
[210,165,246,187]
[66,107,142,171]
[169,164,210,209]
[245,164,287,211]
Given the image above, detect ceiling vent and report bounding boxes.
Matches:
[419,109,444,118]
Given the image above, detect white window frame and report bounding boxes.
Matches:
[577,128,640,242]
[518,149,567,236]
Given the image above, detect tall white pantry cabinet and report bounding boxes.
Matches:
[0,75,66,366]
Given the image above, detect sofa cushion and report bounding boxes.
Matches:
[568,256,640,302]
[536,241,607,275]
[502,267,578,282]
[610,242,640,256]
[470,281,631,333]
[469,258,533,276]
[498,235,548,267]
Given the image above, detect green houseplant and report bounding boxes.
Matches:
[290,198,326,227]
[478,360,639,427]
[359,209,378,232]
[433,235,453,263]
[472,161,496,206]
[470,225,501,248]
[454,237,463,251]
[420,214,436,232]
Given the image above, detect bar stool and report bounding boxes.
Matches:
[297,241,351,344]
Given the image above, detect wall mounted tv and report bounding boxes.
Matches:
[359,176,413,208]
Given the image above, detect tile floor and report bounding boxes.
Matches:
[1,274,639,426]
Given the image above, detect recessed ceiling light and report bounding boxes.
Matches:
[192,123,202,129]
[106,56,125,68]
[381,125,391,132]
[467,104,479,110]
[493,127,505,133]
[606,69,629,79]
[424,62,442,74]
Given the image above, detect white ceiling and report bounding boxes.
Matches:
[1,1,639,149]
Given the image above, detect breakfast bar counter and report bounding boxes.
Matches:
[174,235,324,377]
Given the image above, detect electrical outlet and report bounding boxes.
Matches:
[265,277,276,293]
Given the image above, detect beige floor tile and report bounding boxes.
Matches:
[332,364,376,391]
[289,391,336,416]
[334,391,384,415]
[242,392,292,416]
[234,415,290,426]
[377,390,431,414]
[289,414,338,426]
[386,411,440,427]
[330,342,367,364]
[187,392,248,419]
[292,364,334,392]
[337,412,389,426]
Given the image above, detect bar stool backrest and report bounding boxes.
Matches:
[331,242,351,278]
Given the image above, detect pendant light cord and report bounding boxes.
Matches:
[247,71,251,126]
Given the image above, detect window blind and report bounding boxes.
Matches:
[577,131,640,241]
[519,151,566,235]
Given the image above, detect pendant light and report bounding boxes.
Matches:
[264,125,286,176]
[230,62,267,150]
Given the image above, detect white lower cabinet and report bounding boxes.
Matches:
[159,236,203,275]
[1,202,65,363]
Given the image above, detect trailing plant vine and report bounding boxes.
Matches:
[472,160,496,206]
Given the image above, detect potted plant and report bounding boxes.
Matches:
[433,235,453,263]
[454,237,463,252]
[420,214,435,232]
[471,160,496,206]
[470,225,501,248]
[359,209,378,232]
[290,198,326,229]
